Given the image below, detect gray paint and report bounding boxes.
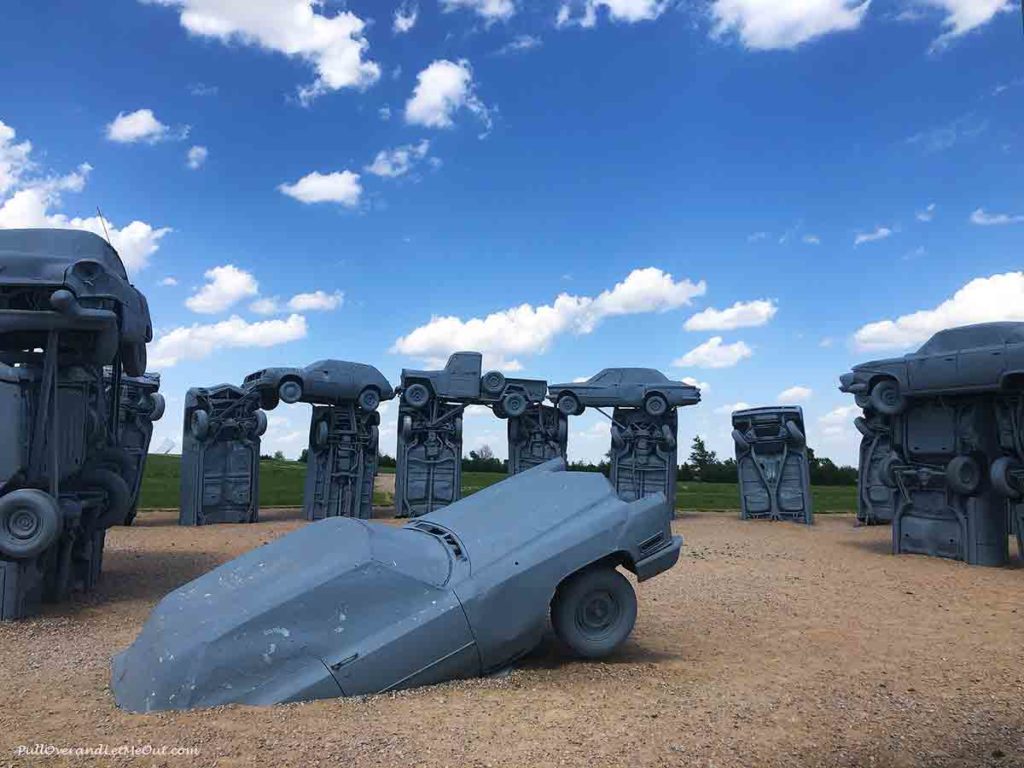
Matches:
[609,407,679,510]
[507,404,567,475]
[304,405,380,520]
[854,410,896,525]
[548,368,700,417]
[243,360,394,411]
[0,229,152,619]
[111,458,682,712]
[732,406,813,524]
[113,372,164,524]
[179,385,264,526]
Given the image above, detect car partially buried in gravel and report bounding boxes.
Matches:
[548,368,701,417]
[243,360,394,412]
[111,458,682,711]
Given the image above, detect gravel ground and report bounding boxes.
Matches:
[2,510,1023,768]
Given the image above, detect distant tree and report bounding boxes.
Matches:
[688,436,718,480]
[298,448,309,463]
[378,454,397,468]
[465,445,503,472]
[273,450,285,461]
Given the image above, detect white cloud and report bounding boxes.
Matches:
[185,264,259,314]
[714,401,751,415]
[149,314,308,368]
[817,404,860,442]
[441,0,516,20]
[404,59,491,132]
[496,34,542,54]
[378,105,392,121]
[393,2,419,33]
[249,296,281,315]
[365,140,431,178]
[106,109,176,144]
[0,126,169,273]
[916,202,936,222]
[159,276,179,286]
[921,0,1011,49]
[557,0,667,27]
[802,234,821,245]
[287,289,343,311]
[853,272,1024,351]
[682,376,710,392]
[684,299,777,331]
[819,336,834,347]
[149,0,380,103]
[778,385,812,402]
[278,170,362,207]
[747,231,768,242]
[970,208,1024,226]
[186,145,208,170]
[673,337,753,369]
[906,114,987,154]
[854,226,892,245]
[709,0,869,50]
[393,267,706,369]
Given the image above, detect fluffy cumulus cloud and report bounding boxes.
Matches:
[714,401,751,415]
[916,203,936,222]
[672,337,753,369]
[185,264,259,313]
[393,267,706,370]
[682,376,710,392]
[854,226,892,245]
[404,59,491,132]
[684,299,777,331]
[557,0,667,27]
[146,0,380,103]
[0,120,169,273]
[278,170,362,207]
[186,145,208,169]
[365,140,431,178]
[393,2,418,33]
[709,0,869,50]
[496,34,542,54]
[441,0,517,20]
[921,0,1011,49]
[149,314,308,367]
[817,404,860,443]
[288,289,344,311]
[971,208,1024,226]
[778,385,812,402]
[106,108,175,143]
[853,272,1024,351]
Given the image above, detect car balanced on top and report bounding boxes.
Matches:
[547,368,701,417]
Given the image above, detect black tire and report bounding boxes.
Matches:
[481,371,506,396]
[190,409,210,441]
[556,420,568,445]
[314,419,330,447]
[0,489,62,559]
[879,454,902,488]
[148,392,166,421]
[854,417,873,437]
[121,342,147,377]
[785,420,805,446]
[358,387,380,412]
[279,379,303,404]
[732,429,749,451]
[990,456,1023,500]
[260,390,280,411]
[502,392,528,418]
[870,378,906,416]
[81,468,132,528]
[253,410,268,437]
[551,567,637,659]
[854,394,870,409]
[946,455,983,496]
[403,383,430,410]
[644,393,668,418]
[557,393,581,417]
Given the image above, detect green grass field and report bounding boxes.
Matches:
[139,455,857,513]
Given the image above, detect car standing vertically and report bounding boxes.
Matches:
[547,368,702,417]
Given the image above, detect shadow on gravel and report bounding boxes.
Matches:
[517,632,680,672]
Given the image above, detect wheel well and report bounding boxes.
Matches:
[867,374,897,391]
[279,374,302,388]
[551,552,636,603]
[645,390,667,401]
[1000,371,1024,390]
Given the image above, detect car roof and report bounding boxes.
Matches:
[0,228,128,280]
[918,322,1024,354]
[592,368,668,382]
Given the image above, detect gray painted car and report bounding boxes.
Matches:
[111,458,682,711]
[838,322,1024,416]
[548,368,701,417]
[243,360,394,412]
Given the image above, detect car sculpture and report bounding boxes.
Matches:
[839,322,1024,416]
[111,458,682,711]
[243,360,394,412]
[548,368,701,417]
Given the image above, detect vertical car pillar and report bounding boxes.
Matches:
[395,398,464,518]
[304,404,380,520]
[732,406,813,524]
[111,372,164,525]
[507,404,567,476]
[179,385,266,526]
[854,409,897,525]
[609,407,679,509]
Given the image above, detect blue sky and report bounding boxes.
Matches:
[1,0,1021,464]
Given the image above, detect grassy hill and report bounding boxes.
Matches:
[139,454,857,513]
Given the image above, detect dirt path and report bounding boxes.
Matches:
[1,511,1022,767]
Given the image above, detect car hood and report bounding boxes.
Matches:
[111,518,452,712]
[0,228,129,283]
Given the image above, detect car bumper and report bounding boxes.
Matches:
[838,373,868,394]
[634,534,682,581]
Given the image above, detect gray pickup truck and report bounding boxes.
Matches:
[401,351,546,417]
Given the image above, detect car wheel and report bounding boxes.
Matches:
[358,387,380,412]
[869,378,906,416]
[784,420,805,446]
[403,383,430,410]
[878,453,903,488]
[260,391,280,411]
[279,379,303,405]
[190,409,210,441]
[502,392,528,418]
[88,446,134,479]
[556,420,568,445]
[314,419,330,447]
[854,416,873,438]
[253,410,268,437]
[732,429,749,452]
[120,342,147,377]
[644,393,668,418]
[481,370,506,396]
[854,394,870,409]
[81,468,132,529]
[147,393,166,421]
[990,456,1023,499]
[0,489,62,560]
[946,455,983,496]
[557,393,581,417]
[551,566,638,659]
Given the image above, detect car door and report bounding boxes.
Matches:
[618,372,645,405]
[907,352,956,392]
[957,342,1008,389]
